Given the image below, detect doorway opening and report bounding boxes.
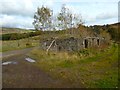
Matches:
[85,39,88,48]
[97,39,100,46]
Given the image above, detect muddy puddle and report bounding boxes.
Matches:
[2,61,18,66]
[25,58,36,63]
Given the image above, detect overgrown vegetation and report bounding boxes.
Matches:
[28,43,118,88]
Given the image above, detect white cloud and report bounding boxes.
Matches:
[0,0,118,29]
[96,12,117,20]
[86,17,118,26]
[1,0,55,17]
[1,0,35,17]
[60,0,119,3]
[62,2,118,25]
[0,14,34,29]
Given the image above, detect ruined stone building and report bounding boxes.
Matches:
[40,36,106,52]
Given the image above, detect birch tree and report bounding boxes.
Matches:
[33,6,53,31]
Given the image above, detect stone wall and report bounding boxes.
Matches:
[40,37,105,52]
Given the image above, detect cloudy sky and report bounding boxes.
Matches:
[0,0,119,29]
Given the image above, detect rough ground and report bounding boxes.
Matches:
[2,48,73,88]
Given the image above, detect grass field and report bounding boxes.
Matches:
[28,43,118,88]
[0,27,39,52]
[0,36,40,52]
[1,28,34,34]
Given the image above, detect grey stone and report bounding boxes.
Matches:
[40,36,106,52]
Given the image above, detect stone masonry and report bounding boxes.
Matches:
[40,36,105,52]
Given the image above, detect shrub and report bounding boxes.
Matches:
[1,31,41,41]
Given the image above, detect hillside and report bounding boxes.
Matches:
[89,22,119,42]
[1,27,34,35]
[104,23,119,42]
[108,22,119,29]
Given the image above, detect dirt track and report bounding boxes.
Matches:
[1,47,33,58]
[2,48,72,88]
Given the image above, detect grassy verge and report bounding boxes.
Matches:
[28,43,118,88]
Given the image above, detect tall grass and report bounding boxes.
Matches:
[28,43,118,88]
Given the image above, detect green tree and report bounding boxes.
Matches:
[33,6,53,31]
[57,4,83,35]
[57,4,68,30]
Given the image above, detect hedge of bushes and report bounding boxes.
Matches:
[0,31,41,40]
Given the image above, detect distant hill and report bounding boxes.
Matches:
[107,22,119,42]
[1,27,34,35]
[89,22,119,42]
